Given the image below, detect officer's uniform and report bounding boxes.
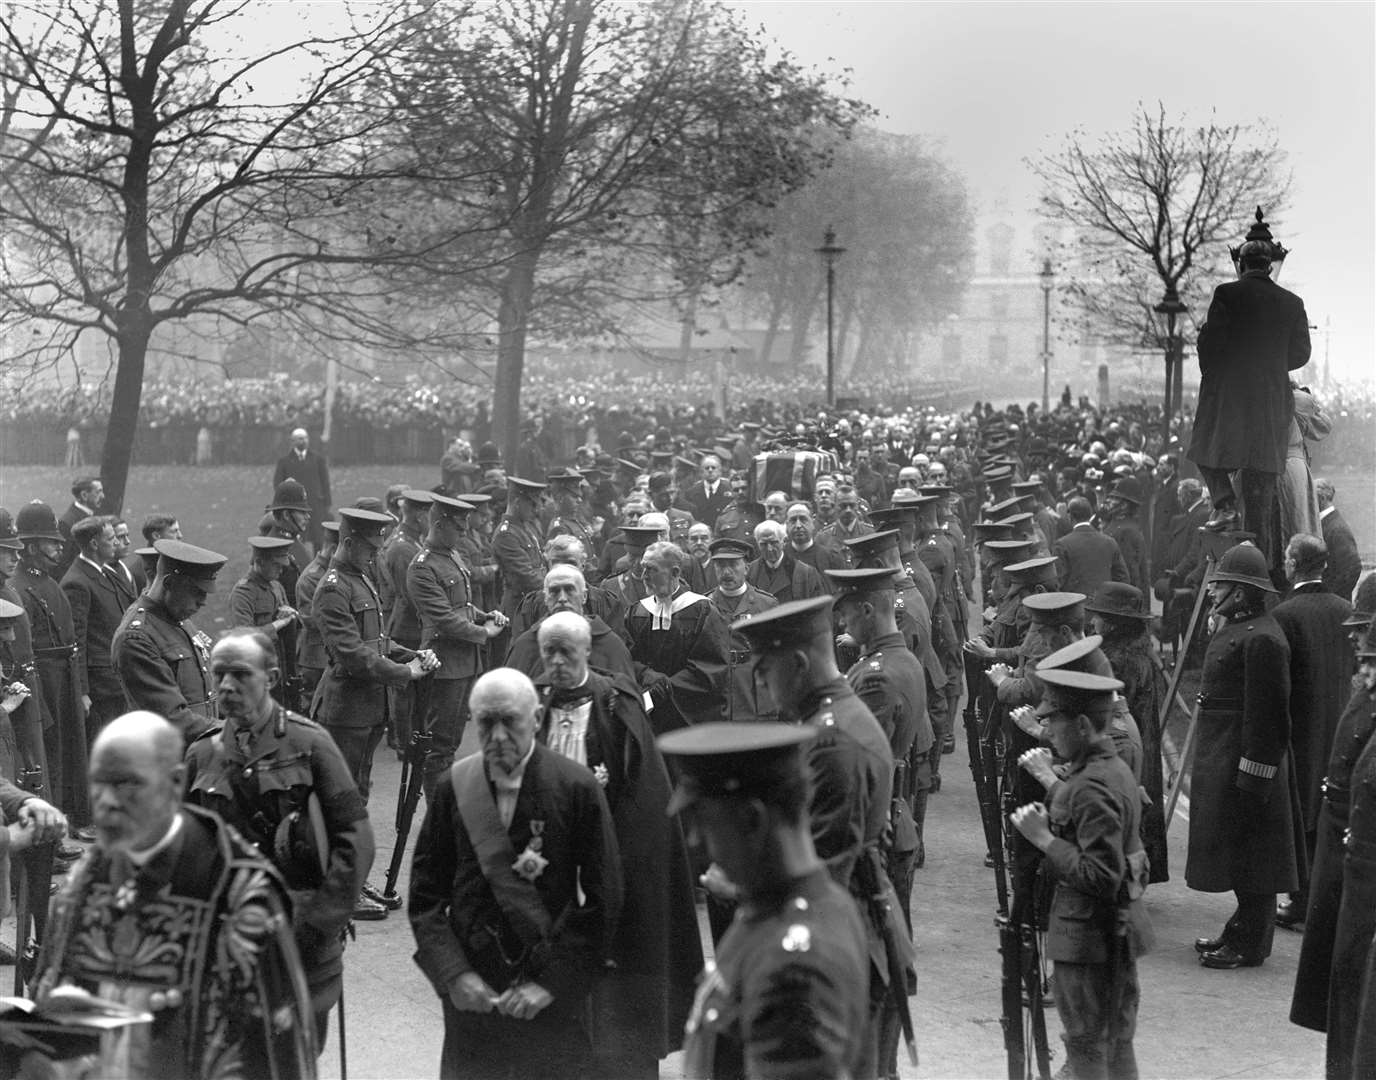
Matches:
[111,540,225,743]
[705,539,778,726]
[294,520,339,705]
[406,496,490,792]
[658,722,870,1080]
[712,501,764,545]
[311,509,415,800]
[382,507,431,755]
[184,702,374,1040]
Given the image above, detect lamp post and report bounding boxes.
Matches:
[1153,285,1187,445]
[1038,259,1054,414]
[816,226,845,408]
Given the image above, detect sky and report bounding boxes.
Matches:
[731,0,1374,385]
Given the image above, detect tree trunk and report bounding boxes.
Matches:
[492,250,538,472]
[100,320,151,514]
[760,290,785,366]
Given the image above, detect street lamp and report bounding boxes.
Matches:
[1038,259,1054,414]
[1153,285,1187,444]
[816,226,845,408]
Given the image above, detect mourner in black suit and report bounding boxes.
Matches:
[1317,478,1363,602]
[273,427,333,551]
[1053,498,1128,598]
[60,515,132,746]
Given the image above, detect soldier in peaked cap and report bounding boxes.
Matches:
[601,524,661,611]
[311,510,438,868]
[659,722,869,1080]
[493,476,548,622]
[406,493,507,799]
[295,520,339,707]
[228,536,301,708]
[706,537,779,726]
[111,539,227,744]
[829,567,930,1078]
[1188,542,1299,970]
[378,488,433,631]
[1011,666,1153,1080]
[733,597,915,1078]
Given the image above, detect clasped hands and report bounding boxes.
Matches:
[449,972,553,1020]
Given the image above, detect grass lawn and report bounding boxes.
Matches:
[0,463,446,633]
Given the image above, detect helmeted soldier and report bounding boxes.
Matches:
[111,539,226,744]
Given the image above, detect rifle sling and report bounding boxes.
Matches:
[450,755,552,951]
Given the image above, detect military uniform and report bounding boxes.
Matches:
[378,520,427,628]
[295,548,331,702]
[184,703,373,1037]
[228,570,293,701]
[493,514,545,616]
[311,557,413,800]
[713,502,764,545]
[406,541,489,788]
[111,595,216,743]
[708,584,778,724]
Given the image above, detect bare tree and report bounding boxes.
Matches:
[376,0,868,469]
[1031,102,1291,412]
[0,0,478,510]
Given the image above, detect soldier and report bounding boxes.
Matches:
[228,535,301,708]
[312,507,437,918]
[453,491,500,616]
[1011,667,1154,1080]
[647,473,693,547]
[407,493,507,797]
[818,484,868,555]
[14,503,89,834]
[705,537,778,724]
[377,489,434,629]
[601,525,660,612]
[295,520,339,706]
[731,596,915,1078]
[186,627,376,1046]
[545,469,597,553]
[830,566,930,1080]
[493,476,549,619]
[382,491,434,754]
[111,539,226,744]
[712,472,764,544]
[659,722,869,1079]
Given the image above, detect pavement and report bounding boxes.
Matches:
[320,715,1327,1080]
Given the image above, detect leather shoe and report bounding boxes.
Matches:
[1275,900,1304,930]
[352,895,389,921]
[942,733,956,755]
[1200,945,1263,969]
[1194,935,1227,954]
[54,842,84,862]
[361,881,402,911]
[72,827,96,844]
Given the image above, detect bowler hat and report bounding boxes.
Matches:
[1084,581,1151,620]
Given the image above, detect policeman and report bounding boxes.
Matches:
[830,566,930,1080]
[261,479,313,603]
[185,627,376,1044]
[405,493,506,796]
[732,596,915,1078]
[312,507,435,800]
[227,535,300,707]
[658,721,869,1080]
[111,539,226,744]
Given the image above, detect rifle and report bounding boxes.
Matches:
[857,850,918,1068]
[963,649,1008,916]
[13,764,52,995]
[1001,780,1052,1080]
[382,673,435,906]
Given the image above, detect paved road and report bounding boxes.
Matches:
[323,716,1326,1080]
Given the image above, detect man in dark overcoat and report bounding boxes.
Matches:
[1272,533,1354,926]
[273,427,332,552]
[1187,211,1310,575]
[1187,543,1302,969]
[533,613,702,1079]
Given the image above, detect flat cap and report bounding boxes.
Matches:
[617,525,663,551]
[732,595,834,651]
[659,722,817,815]
[154,539,227,590]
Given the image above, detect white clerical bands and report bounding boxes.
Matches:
[1238,757,1278,780]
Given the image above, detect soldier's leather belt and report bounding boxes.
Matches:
[32,644,78,659]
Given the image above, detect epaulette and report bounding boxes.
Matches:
[128,604,147,629]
